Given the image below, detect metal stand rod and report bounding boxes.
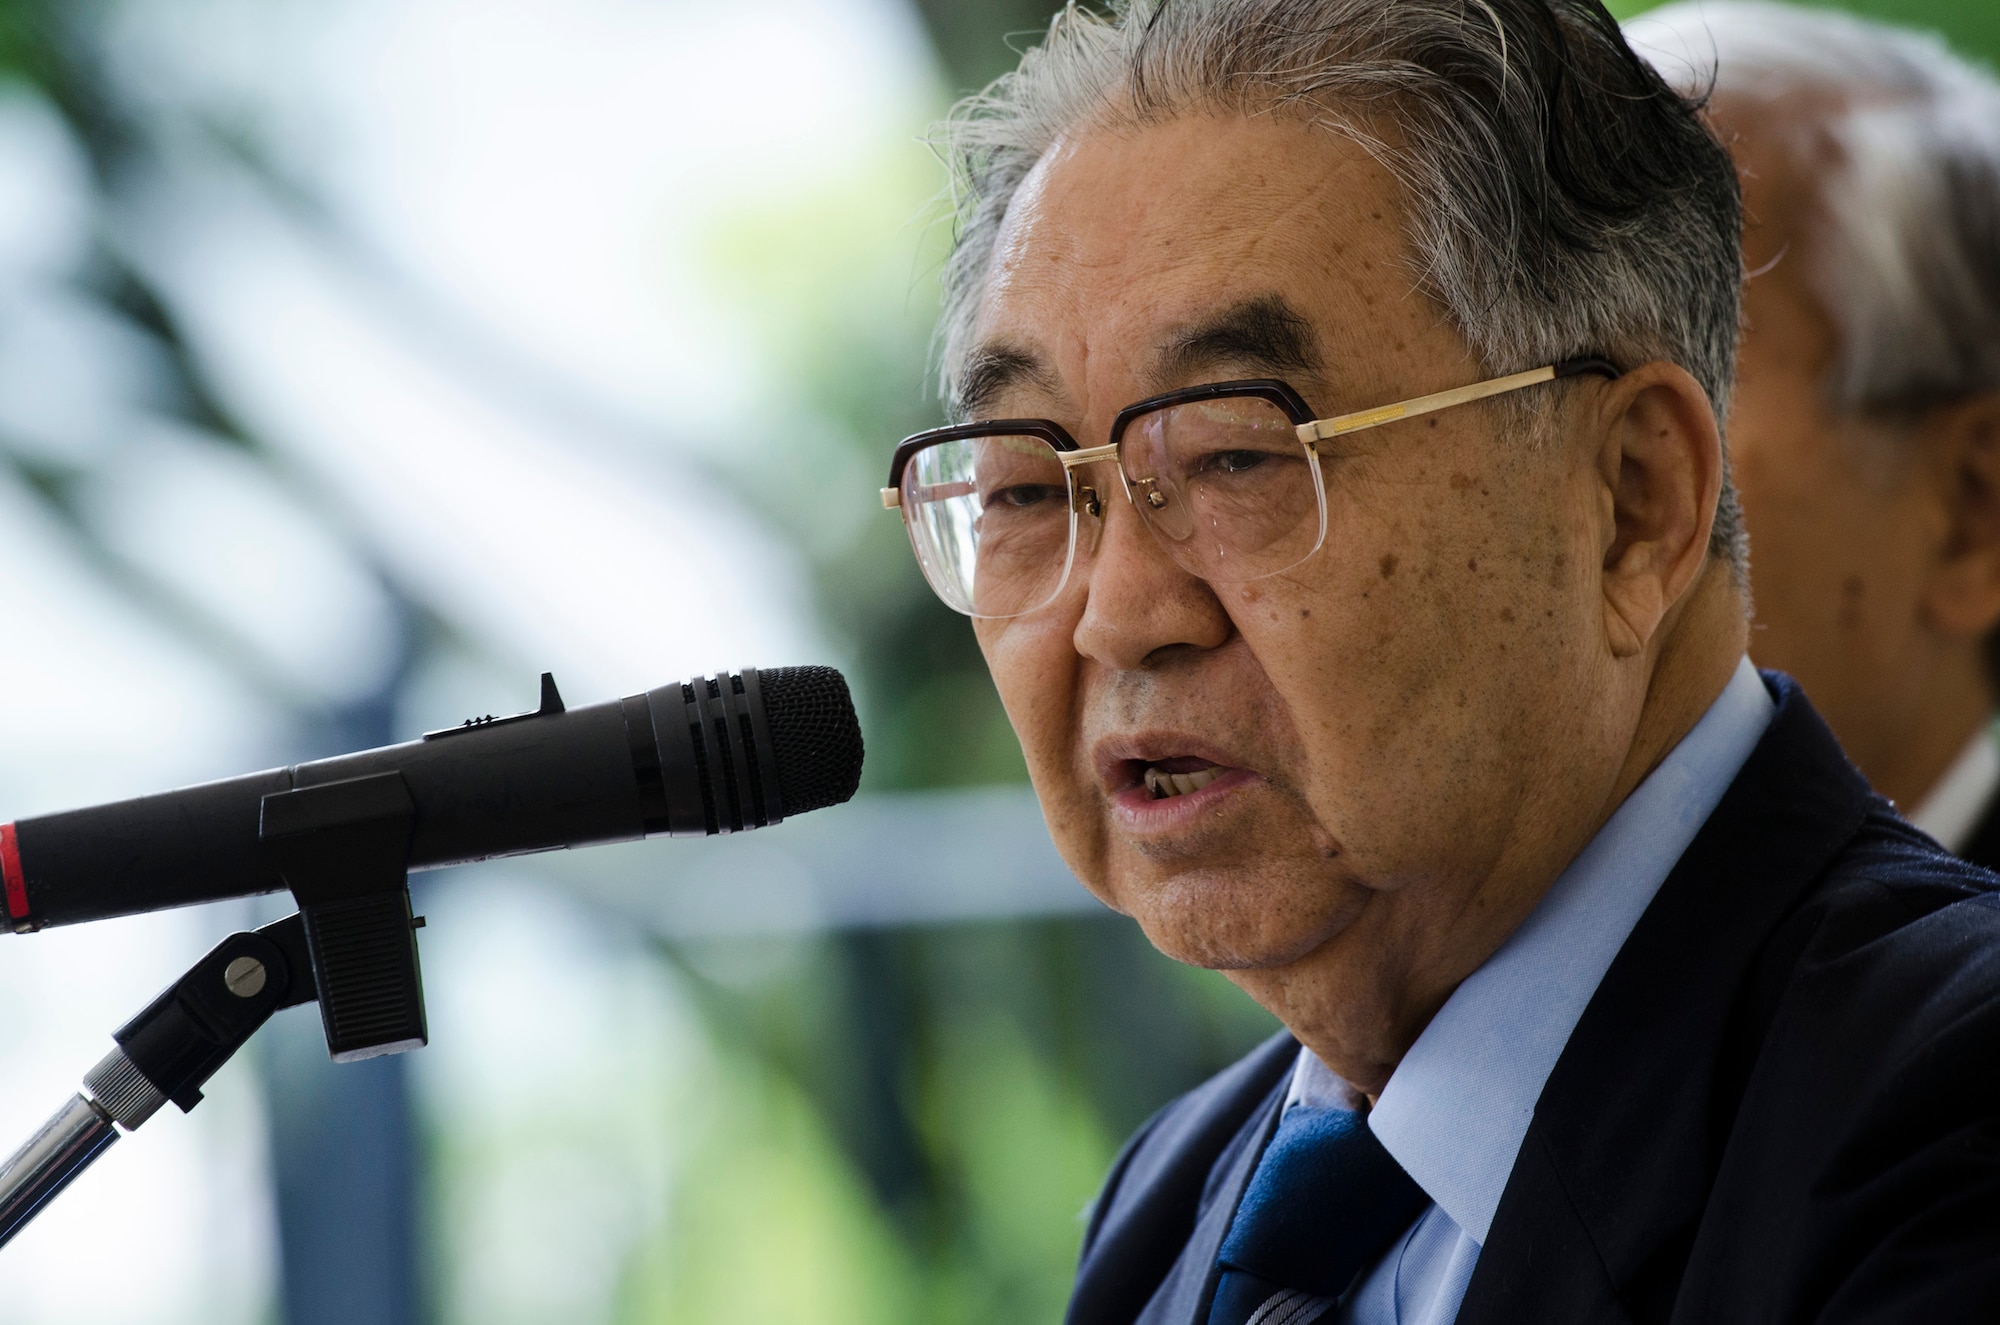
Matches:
[0,1093,120,1245]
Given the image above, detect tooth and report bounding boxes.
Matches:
[1144,767,1166,798]
[1185,768,1218,791]
[1169,773,1196,796]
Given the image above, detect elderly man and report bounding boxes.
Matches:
[881,0,2000,1320]
[1630,2,2000,866]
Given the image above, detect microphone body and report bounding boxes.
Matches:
[1,665,862,933]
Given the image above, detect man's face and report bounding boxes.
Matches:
[965,113,1638,1011]
[1717,97,1953,784]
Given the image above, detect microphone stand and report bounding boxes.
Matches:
[0,912,318,1246]
[0,770,433,1248]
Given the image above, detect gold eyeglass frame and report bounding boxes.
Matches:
[881,356,1619,617]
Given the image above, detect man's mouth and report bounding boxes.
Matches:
[1139,757,1224,799]
[1093,739,1260,830]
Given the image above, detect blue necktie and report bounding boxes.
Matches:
[1206,1105,1430,1325]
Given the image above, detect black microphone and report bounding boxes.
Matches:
[0,664,864,935]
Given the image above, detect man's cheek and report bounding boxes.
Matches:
[980,616,1072,731]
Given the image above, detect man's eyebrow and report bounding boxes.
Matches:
[952,345,1060,420]
[1157,296,1324,385]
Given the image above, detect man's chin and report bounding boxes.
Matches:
[1119,866,1366,971]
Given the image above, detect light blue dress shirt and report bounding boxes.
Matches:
[1282,656,1776,1324]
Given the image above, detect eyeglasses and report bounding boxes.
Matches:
[881,357,1619,619]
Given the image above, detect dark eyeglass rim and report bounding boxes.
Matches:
[885,358,1621,491]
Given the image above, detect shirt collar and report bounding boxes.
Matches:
[1288,656,1775,1244]
[1908,722,2000,854]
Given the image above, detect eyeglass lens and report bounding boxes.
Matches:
[904,433,1075,617]
[1117,396,1324,577]
[900,394,1325,618]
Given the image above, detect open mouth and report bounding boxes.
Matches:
[1140,758,1224,800]
[1094,739,1257,827]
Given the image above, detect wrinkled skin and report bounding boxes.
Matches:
[962,112,1746,1094]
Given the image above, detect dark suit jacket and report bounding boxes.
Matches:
[1067,675,2000,1324]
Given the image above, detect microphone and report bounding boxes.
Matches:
[0,665,864,935]
[0,665,857,1237]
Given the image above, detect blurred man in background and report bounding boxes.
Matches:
[1634,2,2000,864]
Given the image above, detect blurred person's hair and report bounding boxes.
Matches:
[1632,1,2000,685]
[1630,1,2000,418]
[932,0,1748,572]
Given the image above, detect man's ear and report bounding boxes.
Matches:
[1921,393,2000,642]
[1592,361,1724,658]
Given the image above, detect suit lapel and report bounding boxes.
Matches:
[1135,1085,1285,1325]
[1068,1033,1297,1325]
[1460,676,1876,1323]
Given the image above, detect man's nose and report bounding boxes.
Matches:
[1070,464,1233,670]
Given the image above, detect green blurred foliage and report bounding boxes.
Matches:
[909,0,1069,94]
[696,147,1029,792]
[624,922,1274,1325]
[1609,0,2000,62]
[625,1051,925,1323]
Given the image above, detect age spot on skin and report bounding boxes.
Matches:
[1840,575,1865,629]
[1450,473,1477,491]
[1467,557,1479,573]
[1500,606,1515,623]
[1379,553,1399,579]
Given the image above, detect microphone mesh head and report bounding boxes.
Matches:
[758,665,863,816]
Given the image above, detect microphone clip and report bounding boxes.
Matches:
[260,771,427,1063]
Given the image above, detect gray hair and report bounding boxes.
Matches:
[1629,1,2000,416]
[933,0,1748,570]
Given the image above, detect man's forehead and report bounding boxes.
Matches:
[962,114,1418,415]
[957,294,1327,417]
[990,119,1395,297]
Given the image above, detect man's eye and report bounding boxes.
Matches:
[985,483,1065,509]
[1199,449,1270,475]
